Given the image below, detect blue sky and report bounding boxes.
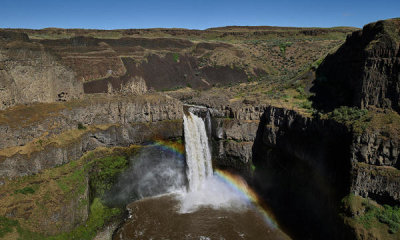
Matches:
[1,0,399,29]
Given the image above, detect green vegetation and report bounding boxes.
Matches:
[356,202,400,234]
[311,57,324,69]
[172,53,180,62]
[379,205,400,234]
[298,100,313,110]
[322,107,400,140]
[327,106,371,134]
[0,198,120,240]
[329,106,368,122]
[341,194,400,238]
[279,42,293,55]
[0,216,19,238]
[77,123,86,130]
[293,86,308,99]
[88,155,129,197]
[251,164,256,172]
[0,145,139,239]
[45,198,120,240]
[56,167,86,199]
[14,187,35,195]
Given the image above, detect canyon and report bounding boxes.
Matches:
[0,18,399,240]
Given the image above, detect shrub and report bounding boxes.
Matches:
[172,53,179,62]
[329,106,368,122]
[299,100,312,110]
[77,123,86,130]
[279,42,293,55]
[328,106,371,134]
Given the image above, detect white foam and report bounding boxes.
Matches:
[177,175,249,213]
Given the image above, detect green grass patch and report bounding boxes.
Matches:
[88,155,129,197]
[342,194,400,234]
[0,216,19,238]
[2,198,120,240]
[56,168,86,198]
[14,186,35,195]
[357,203,400,234]
[378,205,400,234]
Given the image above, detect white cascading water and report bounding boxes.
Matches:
[180,109,247,213]
[183,111,213,191]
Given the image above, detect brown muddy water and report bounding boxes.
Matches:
[113,194,290,240]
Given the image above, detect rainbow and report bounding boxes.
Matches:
[214,169,279,229]
[152,139,185,159]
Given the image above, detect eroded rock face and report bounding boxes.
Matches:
[351,132,400,167]
[0,42,83,110]
[0,94,182,149]
[351,162,400,205]
[312,18,400,112]
[0,94,183,178]
[0,121,182,178]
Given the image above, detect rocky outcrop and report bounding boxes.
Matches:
[211,117,260,173]
[83,53,249,93]
[0,94,182,149]
[0,121,182,178]
[0,39,83,110]
[351,162,400,205]
[0,94,183,178]
[312,18,400,112]
[351,131,400,167]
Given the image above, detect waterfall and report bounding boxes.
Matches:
[183,111,213,192]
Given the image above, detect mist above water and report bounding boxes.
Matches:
[104,144,186,207]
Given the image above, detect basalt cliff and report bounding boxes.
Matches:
[0,19,399,240]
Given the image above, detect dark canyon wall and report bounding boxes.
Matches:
[312,18,400,112]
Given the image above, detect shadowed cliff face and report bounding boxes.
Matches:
[251,108,353,239]
[311,18,400,112]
